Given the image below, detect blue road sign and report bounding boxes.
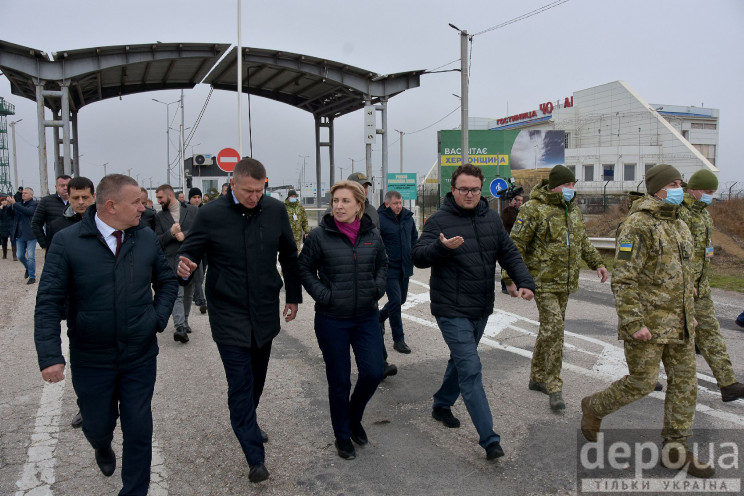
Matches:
[490,178,508,197]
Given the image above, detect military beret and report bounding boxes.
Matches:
[687,169,718,190]
[645,164,681,195]
[549,165,576,189]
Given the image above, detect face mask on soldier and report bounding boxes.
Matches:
[663,187,684,205]
[562,188,575,202]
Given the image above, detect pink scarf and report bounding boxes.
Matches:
[334,217,361,245]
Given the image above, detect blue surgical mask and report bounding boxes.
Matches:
[699,193,713,205]
[289,197,297,203]
[663,187,683,205]
[562,188,575,202]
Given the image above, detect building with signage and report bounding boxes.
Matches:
[479,80,719,195]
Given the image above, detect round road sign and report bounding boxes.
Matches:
[216,148,241,172]
[490,178,509,198]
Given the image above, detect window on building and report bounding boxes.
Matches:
[564,132,570,149]
[691,123,717,130]
[603,164,615,181]
[682,130,689,140]
[584,164,594,182]
[693,144,716,165]
[624,163,636,182]
[645,163,655,177]
[567,165,576,177]
[202,179,217,196]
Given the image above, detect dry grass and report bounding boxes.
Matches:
[708,198,744,240]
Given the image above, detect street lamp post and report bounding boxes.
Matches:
[152,98,180,185]
[100,162,109,177]
[9,119,22,190]
[298,154,309,195]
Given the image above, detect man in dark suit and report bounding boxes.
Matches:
[31,174,71,253]
[35,174,177,496]
[154,184,199,343]
[8,187,38,283]
[139,187,156,231]
[177,158,301,484]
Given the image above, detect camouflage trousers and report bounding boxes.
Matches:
[589,339,697,448]
[694,294,737,387]
[530,291,569,394]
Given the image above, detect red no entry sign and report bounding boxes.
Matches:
[216,148,241,172]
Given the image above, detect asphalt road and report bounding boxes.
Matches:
[1,251,743,495]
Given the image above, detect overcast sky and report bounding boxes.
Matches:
[2,0,742,194]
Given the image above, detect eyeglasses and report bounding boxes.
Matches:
[454,187,481,196]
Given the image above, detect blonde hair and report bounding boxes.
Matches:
[330,180,366,220]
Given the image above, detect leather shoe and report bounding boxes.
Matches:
[27,278,36,284]
[260,428,269,443]
[71,410,83,428]
[173,327,189,343]
[24,269,28,279]
[432,407,460,428]
[199,304,207,314]
[94,445,116,477]
[721,382,744,402]
[486,441,505,460]
[185,325,192,334]
[335,439,356,460]
[528,380,548,394]
[248,463,269,483]
[382,362,397,379]
[393,340,411,354]
[350,423,368,446]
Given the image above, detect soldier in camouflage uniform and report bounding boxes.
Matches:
[503,165,609,412]
[284,189,310,249]
[680,169,744,402]
[581,164,714,478]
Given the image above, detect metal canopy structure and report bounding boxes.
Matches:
[0,40,422,201]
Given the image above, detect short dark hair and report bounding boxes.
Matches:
[56,174,72,182]
[67,176,95,195]
[385,190,402,202]
[451,163,484,188]
[233,157,266,181]
[96,174,138,207]
[156,184,175,194]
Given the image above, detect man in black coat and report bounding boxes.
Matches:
[177,157,302,484]
[154,184,200,343]
[35,174,177,496]
[412,164,535,461]
[138,187,156,231]
[8,187,38,283]
[31,174,71,252]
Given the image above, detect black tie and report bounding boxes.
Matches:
[113,230,123,257]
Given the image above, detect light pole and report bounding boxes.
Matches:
[100,162,109,177]
[348,158,355,174]
[449,23,469,166]
[395,129,404,173]
[298,154,309,193]
[9,119,22,190]
[152,98,180,185]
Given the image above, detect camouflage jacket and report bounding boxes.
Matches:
[678,193,713,298]
[504,179,604,293]
[612,195,695,343]
[284,198,310,244]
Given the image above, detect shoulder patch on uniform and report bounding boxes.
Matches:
[617,241,633,260]
[513,217,524,233]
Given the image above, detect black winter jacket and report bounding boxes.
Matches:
[154,202,199,270]
[178,193,302,348]
[31,193,67,248]
[378,205,418,277]
[412,194,535,319]
[299,213,387,319]
[34,206,178,370]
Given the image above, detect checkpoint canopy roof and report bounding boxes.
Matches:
[0,40,422,117]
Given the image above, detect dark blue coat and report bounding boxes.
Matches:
[377,205,418,277]
[13,199,37,241]
[299,213,387,319]
[34,206,178,370]
[412,194,535,320]
[0,203,14,237]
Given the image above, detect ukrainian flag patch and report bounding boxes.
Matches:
[513,217,524,233]
[619,243,633,252]
[617,241,633,260]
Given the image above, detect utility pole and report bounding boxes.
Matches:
[449,24,469,166]
[9,119,22,190]
[395,129,404,172]
[349,158,355,174]
[100,162,109,177]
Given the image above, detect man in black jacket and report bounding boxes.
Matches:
[139,187,156,231]
[154,184,200,343]
[35,174,177,496]
[8,187,38,283]
[177,158,302,484]
[31,174,71,253]
[412,164,535,461]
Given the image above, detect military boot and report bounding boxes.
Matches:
[528,380,548,394]
[581,396,602,442]
[720,382,744,402]
[549,391,565,411]
[661,442,715,478]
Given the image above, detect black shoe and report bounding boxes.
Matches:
[393,340,411,354]
[71,411,83,428]
[260,429,269,443]
[248,463,270,483]
[94,445,116,477]
[199,305,207,314]
[173,327,189,343]
[24,269,28,279]
[185,325,192,334]
[501,288,509,294]
[736,314,744,328]
[27,277,36,284]
[486,441,505,460]
[528,380,548,394]
[654,381,664,392]
[432,407,460,428]
[382,362,397,379]
[695,342,701,355]
[350,423,368,446]
[335,439,356,460]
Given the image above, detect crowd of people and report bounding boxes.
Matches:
[21,158,743,494]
